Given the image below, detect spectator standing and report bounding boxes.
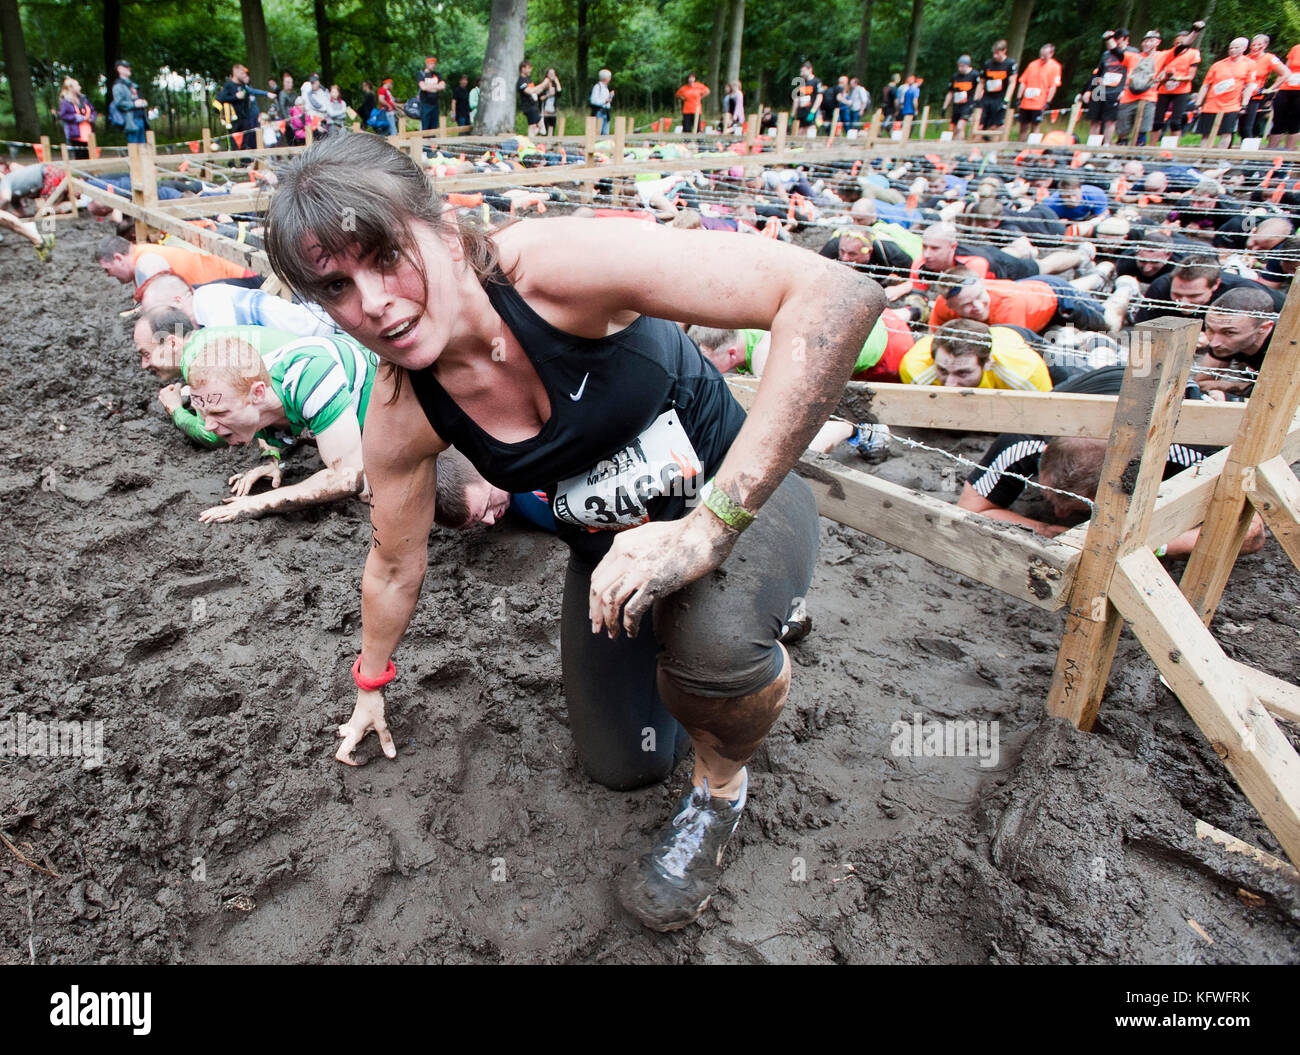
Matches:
[1084,29,1131,143]
[1153,23,1204,136]
[590,68,614,134]
[109,59,150,144]
[1117,31,1162,144]
[278,73,297,120]
[376,78,400,135]
[324,84,349,135]
[59,78,96,159]
[517,61,545,136]
[882,74,900,131]
[819,75,842,131]
[357,81,376,126]
[301,73,330,131]
[723,81,746,133]
[1016,43,1062,139]
[452,74,472,127]
[1267,44,1300,150]
[849,78,870,130]
[1241,34,1289,139]
[676,73,710,132]
[1194,37,1257,147]
[794,62,824,133]
[539,68,561,134]
[216,64,260,149]
[416,56,444,130]
[899,76,920,123]
[836,75,854,130]
[470,77,482,125]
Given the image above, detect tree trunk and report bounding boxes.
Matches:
[1117,0,1134,35]
[475,0,527,135]
[102,0,121,114]
[240,0,272,89]
[577,0,590,90]
[724,0,744,87]
[707,1,726,113]
[903,0,924,79]
[0,0,38,141]
[855,0,874,82]
[1131,0,1148,39]
[313,0,333,84]
[1006,0,1035,70]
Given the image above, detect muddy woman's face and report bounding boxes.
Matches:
[302,219,461,371]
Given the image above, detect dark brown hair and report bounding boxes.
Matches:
[932,319,993,366]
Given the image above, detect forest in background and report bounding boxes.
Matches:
[3,0,1299,141]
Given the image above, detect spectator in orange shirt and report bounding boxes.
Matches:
[1153,22,1204,135]
[1194,37,1257,146]
[1240,34,1290,139]
[675,73,710,133]
[1268,44,1300,149]
[1016,43,1062,139]
[1117,31,1163,144]
[929,267,1132,333]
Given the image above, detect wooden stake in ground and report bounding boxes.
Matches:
[775,113,788,154]
[919,105,930,139]
[1045,318,1200,729]
[127,141,159,244]
[1129,100,1147,146]
[1066,100,1081,139]
[60,144,76,218]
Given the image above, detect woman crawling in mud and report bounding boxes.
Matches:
[262,134,883,932]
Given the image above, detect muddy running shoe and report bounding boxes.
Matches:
[618,771,748,931]
[779,596,812,645]
[34,234,54,263]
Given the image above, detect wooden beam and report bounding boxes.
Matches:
[1227,661,1300,726]
[1181,281,1300,623]
[1045,318,1200,729]
[71,178,267,276]
[59,144,76,218]
[1194,819,1300,882]
[1112,548,1300,866]
[796,452,1078,610]
[1244,455,1300,571]
[1053,412,1300,553]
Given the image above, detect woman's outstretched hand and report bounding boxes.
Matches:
[336,688,397,765]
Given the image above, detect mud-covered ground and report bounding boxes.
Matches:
[1,220,1297,964]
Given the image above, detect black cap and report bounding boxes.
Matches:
[1115,27,1131,38]
[115,58,131,67]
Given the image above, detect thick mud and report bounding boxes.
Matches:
[1,221,1297,964]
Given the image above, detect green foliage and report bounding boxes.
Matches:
[6,0,1300,141]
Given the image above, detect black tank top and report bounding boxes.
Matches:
[407,269,747,559]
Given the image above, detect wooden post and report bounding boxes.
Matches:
[745,112,758,149]
[87,128,98,159]
[1208,111,1223,143]
[1045,318,1201,729]
[145,129,156,148]
[557,114,566,138]
[775,112,788,155]
[1180,283,1300,623]
[583,116,597,201]
[1129,100,1147,145]
[128,140,160,243]
[1066,100,1081,139]
[901,114,914,140]
[60,144,77,217]
[1245,456,1300,568]
[1109,549,1300,866]
[201,127,213,180]
[919,105,930,139]
[867,110,881,146]
[351,121,361,132]
[255,125,265,150]
[438,114,449,137]
[305,123,314,146]
[39,134,50,163]
[613,115,627,163]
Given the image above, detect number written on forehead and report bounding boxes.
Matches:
[190,392,223,411]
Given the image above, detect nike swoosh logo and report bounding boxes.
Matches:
[569,373,590,401]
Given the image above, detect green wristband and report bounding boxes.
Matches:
[701,480,755,532]
[1154,543,1168,558]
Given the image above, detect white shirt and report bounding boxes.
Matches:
[590,82,613,108]
[193,284,338,336]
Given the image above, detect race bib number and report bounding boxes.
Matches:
[1103,72,1123,87]
[986,79,1002,93]
[551,410,703,531]
[953,91,968,103]
[1024,86,1041,99]
[1213,77,1236,94]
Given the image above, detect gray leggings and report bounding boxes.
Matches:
[560,471,819,790]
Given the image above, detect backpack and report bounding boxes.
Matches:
[403,97,421,120]
[1129,54,1157,94]
[108,97,126,128]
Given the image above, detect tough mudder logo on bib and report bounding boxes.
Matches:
[551,410,702,530]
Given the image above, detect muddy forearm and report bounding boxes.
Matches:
[247,465,364,515]
[359,549,426,675]
[712,271,884,512]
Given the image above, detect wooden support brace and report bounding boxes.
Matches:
[1066,101,1081,138]
[59,145,77,217]
[1181,281,1300,623]
[1111,548,1300,866]
[775,113,788,154]
[1045,318,1200,730]
[919,105,930,139]
[1226,661,1300,725]
[1243,455,1300,572]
